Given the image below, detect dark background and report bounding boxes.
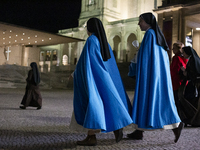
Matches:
[0,0,82,33]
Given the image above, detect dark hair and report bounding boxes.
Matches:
[173,43,181,49]
[173,43,182,53]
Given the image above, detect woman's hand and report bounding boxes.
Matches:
[181,66,185,72]
[181,66,187,76]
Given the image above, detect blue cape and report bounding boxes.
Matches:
[73,34,133,132]
[128,63,137,77]
[132,29,181,129]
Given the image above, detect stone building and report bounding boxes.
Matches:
[0,23,82,68]
[2,0,200,72]
[0,0,163,71]
[40,0,162,70]
[154,0,200,58]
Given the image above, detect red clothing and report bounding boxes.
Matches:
[170,54,188,90]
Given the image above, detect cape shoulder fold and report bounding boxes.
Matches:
[131,29,181,129]
[73,35,132,132]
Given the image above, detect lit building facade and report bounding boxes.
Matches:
[40,0,162,69]
[0,23,82,69]
[154,0,200,59]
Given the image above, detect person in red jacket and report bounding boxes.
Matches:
[170,42,188,108]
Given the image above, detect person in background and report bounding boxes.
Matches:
[20,62,42,110]
[170,42,188,109]
[128,53,138,78]
[179,46,200,126]
[127,12,184,143]
[70,17,133,146]
[128,40,139,78]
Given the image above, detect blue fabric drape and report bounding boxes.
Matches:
[128,63,137,77]
[131,29,181,129]
[73,34,133,132]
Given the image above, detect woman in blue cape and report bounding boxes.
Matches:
[127,13,184,143]
[71,18,133,146]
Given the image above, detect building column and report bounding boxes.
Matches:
[68,43,72,65]
[120,39,126,62]
[76,42,84,64]
[56,45,62,66]
[120,27,127,62]
[157,13,163,31]
[172,10,179,45]
[60,44,63,66]
[181,8,186,45]
[50,50,53,67]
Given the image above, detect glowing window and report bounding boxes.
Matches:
[63,55,68,65]
[52,50,57,61]
[40,51,44,61]
[46,51,51,61]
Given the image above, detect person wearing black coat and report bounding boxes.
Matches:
[179,46,200,126]
[19,62,42,110]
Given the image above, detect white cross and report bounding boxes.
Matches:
[5,47,11,61]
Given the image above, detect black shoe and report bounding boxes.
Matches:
[127,130,143,140]
[19,106,26,109]
[172,122,184,143]
[77,135,97,146]
[113,128,123,143]
[37,106,41,110]
[191,124,200,127]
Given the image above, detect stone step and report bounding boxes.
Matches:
[0,81,16,88]
[0,63,135,90]
[0,65,50,89]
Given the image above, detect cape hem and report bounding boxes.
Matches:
[132,122,180,131]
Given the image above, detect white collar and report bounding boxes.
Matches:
[187,55,191,64]
[146,27,151,31]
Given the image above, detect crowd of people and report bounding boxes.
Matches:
[18,12,200,146]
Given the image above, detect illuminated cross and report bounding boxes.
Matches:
[6,47,11,61]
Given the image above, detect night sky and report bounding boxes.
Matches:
[0,0,82,33]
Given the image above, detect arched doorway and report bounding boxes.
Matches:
[127,33,137,62]
[113,35,121,62]
[63,55,68,65]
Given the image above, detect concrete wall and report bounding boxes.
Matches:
[0,45,23,65]
[0,47,6,65]
[193,31,200,56]
[22,46,40,66]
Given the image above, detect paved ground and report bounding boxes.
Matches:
[0,88,200,150]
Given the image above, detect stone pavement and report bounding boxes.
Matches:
[0,88,200,150]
